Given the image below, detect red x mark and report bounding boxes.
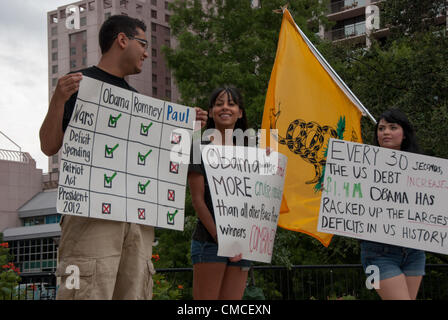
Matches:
[168,189,175,201]
[171,133,182,144]
[138,208,146,220]
[102,203,111,214]
[170,161,179,174]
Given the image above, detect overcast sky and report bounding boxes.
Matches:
[0,0,75,173]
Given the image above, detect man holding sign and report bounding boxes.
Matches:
[40,15,207,300]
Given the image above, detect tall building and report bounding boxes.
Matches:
[322,0,447,45]
[323,0,387,45]
[47,0,179,173]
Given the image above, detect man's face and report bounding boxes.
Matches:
[126,28,149,74]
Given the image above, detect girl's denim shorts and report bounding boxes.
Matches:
[360,241,426,281]
[191,240,252,270]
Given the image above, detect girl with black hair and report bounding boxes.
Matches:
[188,87,251,300]
[361,109,425,300]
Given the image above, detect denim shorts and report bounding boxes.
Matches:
[360,241,426,281]
[191,240,252,270]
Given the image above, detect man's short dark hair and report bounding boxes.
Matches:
[99,15,147,54]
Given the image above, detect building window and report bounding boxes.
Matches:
[166,90,171,99]
[51,26,57,36]
[165,1,170,10]
[151,23,157,32]
[83,44,87,53]
[151,35,157,45]
[80,16,87,27]
[152,87,158,96]
[104,0,112,9]
[52,52,58,61]
[70,47,76,55]
[152,48,157,57]
[52,39,58,49]
[59,10,66,19]
[50,13,58,24]
[89,1,95,11]
[152,74,157,83]
[9,238,58,274]
[151,0,157,5]
[164,39,170,48]
[120,0,128,9]
[79,3,87,12]
[165,14,170,23]
[152,61,157,69]
[45,215,60,224]
[52,78,57,87]
[151,10,157,19]
[165,77,171,86]
[52,65,58,74]
[71,60,77,68]
[82,57,87,66]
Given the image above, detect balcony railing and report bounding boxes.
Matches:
[329,0,367,14]
[330,21,366,41]
[0,149,30,163]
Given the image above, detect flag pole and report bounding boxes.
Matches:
[284,9,377,124]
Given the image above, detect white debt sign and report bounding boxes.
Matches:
[318,138,448,255]
[202,145,287,263]
[57,76,195,231]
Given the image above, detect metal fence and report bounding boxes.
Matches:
[2,264,448,300]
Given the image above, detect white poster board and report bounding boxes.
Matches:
[318,138,448,255]
[56,76,195,231]
[202,145,287,263]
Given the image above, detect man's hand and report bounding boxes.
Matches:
[40,73,83,156]
[53,73,83,104]
[194,107,208,131]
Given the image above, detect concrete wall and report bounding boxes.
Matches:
[0,152,42,231]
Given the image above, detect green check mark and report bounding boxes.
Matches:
[105,143,119,155]
[138,180,151,192]
[141,122,153,134]
[109,113,122,126]
[104,172,117,184]
[167,209,178,223]
[138,149,152,162]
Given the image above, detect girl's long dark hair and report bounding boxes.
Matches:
[374,109,420,153]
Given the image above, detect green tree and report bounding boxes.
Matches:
[0,238,21,300]
[381,0,448,38]
[164,0,330,128]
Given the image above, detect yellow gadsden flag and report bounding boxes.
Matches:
[261,9,371,247]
